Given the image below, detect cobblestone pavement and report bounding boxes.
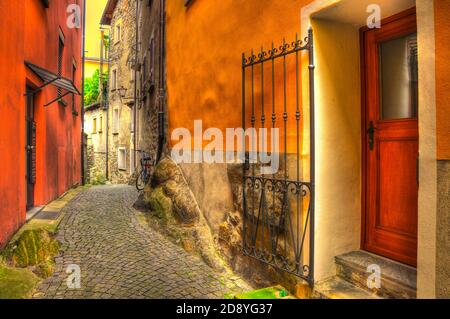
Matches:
[34,185,251,299]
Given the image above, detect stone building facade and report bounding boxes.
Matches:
[135,0,165,162]
[84,102,108,183]
[101,0,137,184]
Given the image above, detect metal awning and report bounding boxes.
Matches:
[25,61,81,106]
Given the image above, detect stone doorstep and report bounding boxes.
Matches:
[335,250,417,299]
[313,276,381,299]
[26,206,45,221]
[29,187,85,222]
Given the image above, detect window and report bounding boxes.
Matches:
[72,61,78,115]
[118,147,127,170]
[131,106,135,132]
[130,150,135,174]
[149,37,155,83]
[379,33,418,120]
[142,56,147,82]
[115,23,121,44]
[112,69,117,90]
[92,118,97,134]
[99,114,103,133]
[113,108,120,134]
[57,31,65,103]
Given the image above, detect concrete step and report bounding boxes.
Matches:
[335,250,416,299]
[313,277,381,299]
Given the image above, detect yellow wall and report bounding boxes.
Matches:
[85,59,101,78]
[86,0,109,59]
[84,0,109,81]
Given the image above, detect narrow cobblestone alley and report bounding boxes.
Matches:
[33,185,250,299]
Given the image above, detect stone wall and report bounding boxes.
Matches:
[85,107,108,182]
[136,0,164,163]
[107,0,137,185]
[437,160,450,298]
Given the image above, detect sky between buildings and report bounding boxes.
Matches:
[85,0,109,78]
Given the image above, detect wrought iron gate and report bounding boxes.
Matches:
[241,28,315,285]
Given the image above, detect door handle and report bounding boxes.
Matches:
[367,121,376,151]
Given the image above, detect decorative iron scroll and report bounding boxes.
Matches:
[241,28,315,285]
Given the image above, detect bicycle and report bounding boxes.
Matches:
[135,150,154,191]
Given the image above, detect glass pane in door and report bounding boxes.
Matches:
[379,33,418,120]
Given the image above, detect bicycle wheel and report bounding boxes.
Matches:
[136,169,146,191]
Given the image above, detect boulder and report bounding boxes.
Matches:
[163,180,200,224]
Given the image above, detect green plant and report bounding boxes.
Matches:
[90,173,107,185]
[84,69,108,106]
[0,263,40,299]
[8,229,60,268]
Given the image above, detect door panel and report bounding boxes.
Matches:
[377,137,418,236]
[362,9,418,267]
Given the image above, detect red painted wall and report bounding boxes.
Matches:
[0,0,83,247]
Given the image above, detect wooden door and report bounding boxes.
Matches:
[362,9,418,267]
[26,86,36,210]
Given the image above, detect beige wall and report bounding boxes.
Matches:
[85,108,107,153]
[416,0,437,299]
[309,18,362,281]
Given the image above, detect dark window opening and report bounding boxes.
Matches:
[57,34,65,105]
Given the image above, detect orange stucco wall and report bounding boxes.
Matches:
[166,0,313,153]
[0,0,83,246]
[435,0,450,160]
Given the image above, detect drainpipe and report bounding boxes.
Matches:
[80,0,87,185]
[100,29,105,112]
[156,0,166,163]
[105,27,111,180]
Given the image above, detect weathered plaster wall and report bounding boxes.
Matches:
[179,163,235,234]
[434,0,450,299]
[436,161,450,298]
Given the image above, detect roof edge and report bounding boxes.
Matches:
[100,0,119,25]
